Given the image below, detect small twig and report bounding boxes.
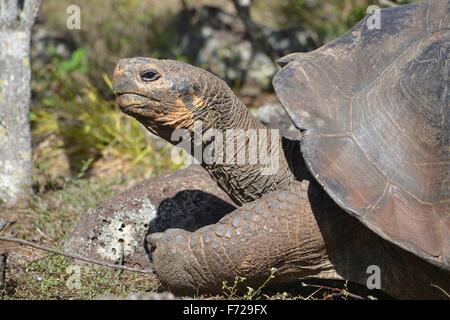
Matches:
[327,291,365,300]
[430,284,450,299]
[36,227,53,241]
[302,282,365,300]
[0,220,14,232]
[0,252,8,290]
[0,236,153,274]
[304,287,323,300]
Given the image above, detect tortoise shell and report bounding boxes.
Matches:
[273,0,450,271]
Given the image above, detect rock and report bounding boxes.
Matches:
[30,27,76,66]
[252,103,302,141]
[0,220,13,232]
[176,6,319,91]
[65,166,236,268]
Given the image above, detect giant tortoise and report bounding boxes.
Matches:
[112,0,450,299]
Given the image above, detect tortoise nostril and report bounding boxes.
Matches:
[112,62,131,94]
[114,65,125,78]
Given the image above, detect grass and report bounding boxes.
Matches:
[0,170,162,300]
[3,255,159,300]
[222,268,279,300]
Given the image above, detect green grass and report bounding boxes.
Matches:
[3,255,159,300]
[222,268,279,300]
[0,171,161,300]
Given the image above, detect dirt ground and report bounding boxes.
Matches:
[0,167,391,300]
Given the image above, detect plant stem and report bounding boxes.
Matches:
[0,236,153,274]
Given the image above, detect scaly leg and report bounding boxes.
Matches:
[147,181,338,295]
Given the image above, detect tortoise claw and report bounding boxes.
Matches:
[146,232,163,249]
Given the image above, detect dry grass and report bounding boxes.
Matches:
[0,169,162,300]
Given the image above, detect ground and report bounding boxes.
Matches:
[0,171,161,299]
[0,165,390,300]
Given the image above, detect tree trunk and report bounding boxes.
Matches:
[0,0,40,207]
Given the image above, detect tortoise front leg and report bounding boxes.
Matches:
[147,182,338,295]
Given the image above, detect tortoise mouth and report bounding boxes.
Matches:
[115,93,156,111]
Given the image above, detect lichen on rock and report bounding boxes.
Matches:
[65,166,236,267]
[95,196,157,262]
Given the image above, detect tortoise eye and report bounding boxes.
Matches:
[141,70,160,82]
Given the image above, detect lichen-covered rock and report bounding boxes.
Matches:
[65,166,236,268]
[177,6,318,90]
[30,28,76,67]
[251,103,302,141]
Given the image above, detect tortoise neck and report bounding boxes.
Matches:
[218,94,264,131]
[195,91,300,205]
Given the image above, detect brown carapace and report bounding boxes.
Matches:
[274,0,450,271]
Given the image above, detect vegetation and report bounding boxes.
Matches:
[276,0,374,40]
[1,171,161,299]
[222,268,278,300]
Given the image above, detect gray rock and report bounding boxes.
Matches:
[0,220,12,232]
[176,6,319,90]
[252,103,302,141]
[31,27,76,66]
[65,166,236,268]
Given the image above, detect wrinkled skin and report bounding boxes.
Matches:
[113,58,450,299]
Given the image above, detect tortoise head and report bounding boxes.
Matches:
[113,57,227,140]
